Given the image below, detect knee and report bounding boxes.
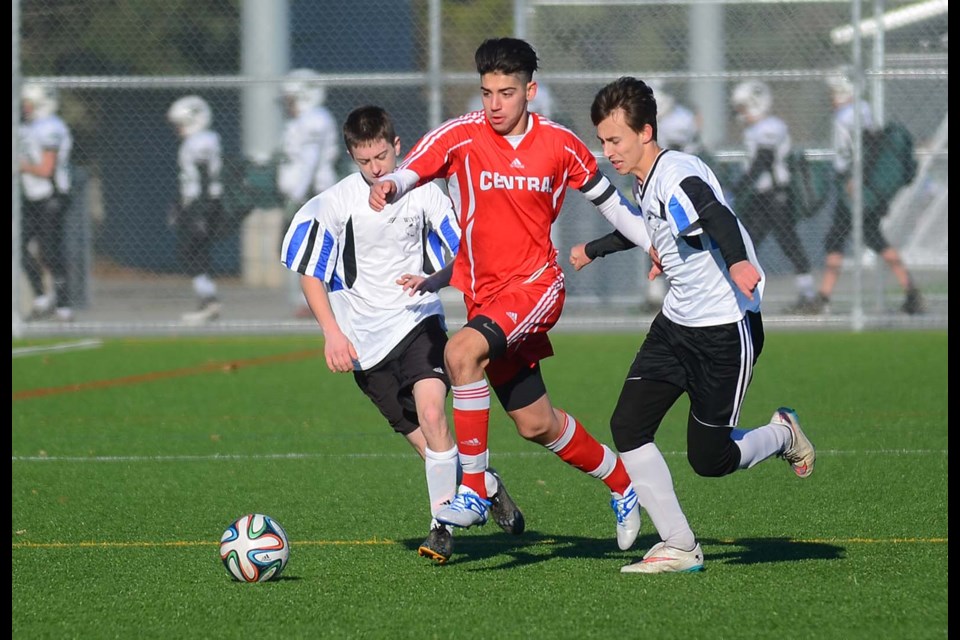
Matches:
[444,332,486,379]
[686,448,737,478]
[417,404,447,432]
[515,417,553,442]
[610,411,652,453]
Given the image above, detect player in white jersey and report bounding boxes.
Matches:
[810,71,924,315]
[19,82,74,322]
[730,80,817,313]
[278,69,341,319]
[167,95,225,324]
[649,80,703,155]
[570,76,816,574]
[280,105,523,564]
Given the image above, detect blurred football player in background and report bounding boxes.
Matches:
[167,95,225,324]
[811,71,924,315]
[277,68,340,318]
[281,105,524,564]
[730,80,817,313]
[19,82,75,322]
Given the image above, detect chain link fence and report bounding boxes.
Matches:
[13,0,948,337]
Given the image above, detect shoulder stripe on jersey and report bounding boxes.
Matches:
[343,217,357,289]
[402,114,481,169]
[314,228,334,279]
[439,217,459,255]
[678,175,720,215]
[285,219,313,270]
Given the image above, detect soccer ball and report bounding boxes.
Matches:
[219,513,290,582]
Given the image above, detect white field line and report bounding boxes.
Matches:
[10,449,948,463]
[12,338,104,358]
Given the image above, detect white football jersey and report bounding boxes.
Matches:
[634,149,764,327]
[280,173,461,370]
[177,129,223,206]
[740,114,791,192]
[19,114,72,201]
[278,105,340,204]
[832,99,875,175]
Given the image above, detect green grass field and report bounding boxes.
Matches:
[12,331,947,639]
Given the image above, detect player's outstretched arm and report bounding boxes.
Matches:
[397,262,453,296]
[369,179,397,212]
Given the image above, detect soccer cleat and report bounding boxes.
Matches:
[782,296,824,316]
[182,297,222,324]
[27,294,55,321]
[611,486,642,551]
[487,467,525,535]
[774,406,815,478]
[620,541,705,574]
[435,486,490,529]
[418,524,454,565]
[902,288,925,315]
[55,307,74,323]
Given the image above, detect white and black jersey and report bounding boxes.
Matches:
[634,150,764,326]
[280,173,461,370]
[176,129,223,207]
[278,106,340,205]
[832,99,875,176]
[19,114,72,201]
[739,115,791,193]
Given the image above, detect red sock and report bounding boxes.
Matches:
[452,381,490,498]
[548,411,632,495]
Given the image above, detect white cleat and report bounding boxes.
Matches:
[611,486,641,551]
[435,486,490,529]
[621,541,705,574]
[774,407,815,478]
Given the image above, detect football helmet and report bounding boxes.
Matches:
[648,79,675,116]
[282,68,327,114]
[21,83,59,121]
[731,80,773,123]
[826,70,855,105]
[167,95,212,137]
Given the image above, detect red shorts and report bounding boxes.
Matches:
[465,263,565,387]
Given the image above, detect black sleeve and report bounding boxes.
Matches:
[733,147,774,194]
[584,230,636,260]
[680,176,748,268]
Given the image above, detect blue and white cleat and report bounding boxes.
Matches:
[611,486,641,550]
[436,486,491,529]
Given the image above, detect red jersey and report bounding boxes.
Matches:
[397,112,600,304]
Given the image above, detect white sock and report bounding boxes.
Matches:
[424,445,458,517]
[796,273,815,301]
[732,422,791,469]
[620,443,696,551]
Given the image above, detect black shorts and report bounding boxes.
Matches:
[628,310,764,427]
[352,315,450,436]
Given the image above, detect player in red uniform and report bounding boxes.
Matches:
[371,38,653,557]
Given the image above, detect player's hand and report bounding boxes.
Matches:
[568,243,593,271]
[647,247,663,280]
[369,179,397,212]
[323,330,359,373]
[729,260,761,301]
[397,273,431,296]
